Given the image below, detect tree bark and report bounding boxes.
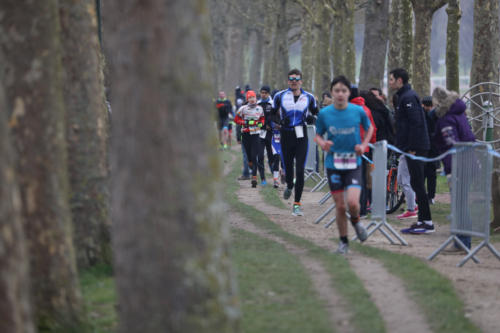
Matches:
[314,6,331,95]
[59,0,111,270]
[470,0,500,229]
[0,1,83,330]
[332,2,345,77]
[208,0,229,92]
[446,0,461,93]
[301,9,314,91]
[104,1,239,331]
[401,0,413,73]
[343,0,356,81]
[275,0,289,84]
[410,0,447,97]
[249,30,264,90]
[0,55,35,333]
[359,0,390,90]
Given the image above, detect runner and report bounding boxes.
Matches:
[234,90,265,188]
[272,68,318,216]
[215,91,232,150]
[315,75,374,254]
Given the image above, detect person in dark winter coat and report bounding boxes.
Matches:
[422,96,439,204]
[432,86,476,251]
[389,68,434,234]
[361,90,395,144]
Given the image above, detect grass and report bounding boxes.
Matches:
[353,243,481,333]
[232,228,332,333]
[80,264,117,333]
[259,183,287,209]
[224,150,385,333]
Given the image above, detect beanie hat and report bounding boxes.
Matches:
[260,85,271,93]
[422,96,433,106]
[432,86,460,118]
[246,90,256,100]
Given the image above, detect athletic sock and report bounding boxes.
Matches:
[424,220,433,226]
[340,236,348,244]
[273,171,279,179]
[293,202,301,206]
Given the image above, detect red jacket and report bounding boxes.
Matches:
[350,97,377,152]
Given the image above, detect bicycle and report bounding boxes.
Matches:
[386,151,405,214]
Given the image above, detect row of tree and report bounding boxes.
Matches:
[0,1,110,331]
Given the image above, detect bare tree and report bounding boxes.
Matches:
[359,0,390,90]
[104,0,239,331]
[59,0,111,269]
[410,0,447,97]
[0,56,35,333]
[446,0,461,92]
[469,0,500,229]
[0,1,84,330]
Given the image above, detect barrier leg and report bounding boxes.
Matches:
[428,236,454,261]
[311,178,327,192]
[324,216,336,229]
[319,192,332,205]
[454,237,480,264]
[314,204,335,224]
[458,240,486,267]
[382,223,408,246]
[486,243,500,260]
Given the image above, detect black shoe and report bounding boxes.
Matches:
[283,187,292,200]
[251,179,257,188]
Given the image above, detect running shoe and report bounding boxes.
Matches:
[352,222,368,242]
[261,180,267,186]
[401,222,423,234]
[292,204,304,216]
[273,179,279,188]
[409,223,435,234]
[335,242,349,255]
[251,179,257,188]
[397,210,417,219]
[283,187,292,200]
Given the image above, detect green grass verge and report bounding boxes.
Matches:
[259,184,287,209]
[352,243,480,333]
[232,228,332,333]
[225,151,385,333]
[80,265,117,333]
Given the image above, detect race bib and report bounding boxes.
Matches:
[333,152,357,170]
[295,125,304,138]
[273,133,280,143]
[259,129,267,139]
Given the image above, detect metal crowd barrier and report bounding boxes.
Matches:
[428,142,500,266]
[304,125,322,184]
[353,141,407,245]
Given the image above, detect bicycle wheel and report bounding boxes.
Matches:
[386,167,405,214]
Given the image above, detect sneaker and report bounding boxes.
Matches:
[251,179,257,188]
[397,210,417,219]
[238,175,250,180]
[401,222,423,234]
[273,179,279,188]
[353,222,368,242]
[261,180,267,186]
[223,144,228,150]
[335,242,349,255]
[409,223,435,234]
[292,204,304,216]
[283,187,292,200]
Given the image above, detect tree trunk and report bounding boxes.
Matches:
[59,0,111,270]
[401,0,413,73]
[314,7,331,95]
[470,0,500,229]
[275,0,289,83]
[446,0,461,93]
[359,0,390,90]
[332,3,345,77]
[250,30,264,90]
[104,1,239,331]
[225,22,244,92]
[208,0,229,93]
[410,0,447,97]
[301,11,314,91]
[0,57,35,333]
[343,0,356,81]
[0,1,83,330]
[262,10,275,88]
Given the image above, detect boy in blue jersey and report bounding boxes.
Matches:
[315,76,374,254]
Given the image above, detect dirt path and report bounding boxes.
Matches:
[234,178,431,333]
[225,149,500,332]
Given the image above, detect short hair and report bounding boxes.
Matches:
[369,87,382,95]
[422,96,433,106]
[288,68,302,77]
[330,75,352,92]
[389,68,409,84]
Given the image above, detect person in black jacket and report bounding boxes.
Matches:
[422,96,438,204]
[389,68,434,234]
[361,90,394,144]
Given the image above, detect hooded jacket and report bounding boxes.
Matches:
[434,95,475,174]
[394,84,430,152]
[350,97,377,152]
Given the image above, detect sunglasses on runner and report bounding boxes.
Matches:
[288,76,301,81]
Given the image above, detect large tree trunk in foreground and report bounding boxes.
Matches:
[359,0,389,90]
[470,0,500,229]
[105,1,239,331]
[0,58,35,333]
[59,0,111,270]
[0,1,83,330]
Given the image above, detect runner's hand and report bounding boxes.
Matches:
[354,144,366,156]
[321,140,333,152]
